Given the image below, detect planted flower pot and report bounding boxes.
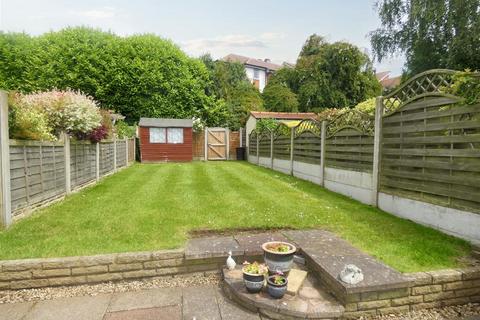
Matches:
[267,274,288,299]
[262,241,297,275]
[242,262,267,293]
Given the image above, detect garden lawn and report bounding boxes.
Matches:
[0,162,471,272]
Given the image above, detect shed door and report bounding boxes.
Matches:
[206,128,228,160]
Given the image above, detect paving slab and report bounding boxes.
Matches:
[185,236,242,259]
[0,301,34,320]
[104,306,181,320]
[24,294,111,320]
[285,229,411,297]
[214,288,262,320]
[234,232,290,256]
[108,287,181,312]
[182,286,222,320]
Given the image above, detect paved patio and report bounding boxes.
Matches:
[0,285,263,320]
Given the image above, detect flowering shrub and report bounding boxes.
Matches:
[8,93,56,141]
[9,90,103,141]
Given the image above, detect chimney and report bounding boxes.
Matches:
[264,58,271,63]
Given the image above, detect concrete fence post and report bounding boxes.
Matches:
[95,142,100,181]
[0,91,11,227]
[372,96,384,206]
[63,133,71,194]
[320,121,327,186]
[133,135,136,163]
[270,131,274,169]
[289,127,294,176]
[125,138,128,166]
[256,134,259,165]
[113,135,117,172]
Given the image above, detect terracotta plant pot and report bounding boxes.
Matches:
[242,270,265,293]
[267,275,288,299]
[262,241,297,275]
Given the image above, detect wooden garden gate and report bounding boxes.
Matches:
[205,127,229,160]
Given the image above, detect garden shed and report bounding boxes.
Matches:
[139,118,193,162]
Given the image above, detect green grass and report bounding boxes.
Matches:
[0,162,471,272]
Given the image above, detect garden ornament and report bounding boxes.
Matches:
[226,251,236,270]
[339,264,364,284]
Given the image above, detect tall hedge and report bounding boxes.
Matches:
[0,27,219,123]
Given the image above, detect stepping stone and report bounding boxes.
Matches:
[287,269,308,295]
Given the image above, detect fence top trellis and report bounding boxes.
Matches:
[382,69,462,114]
[293,119,322,138]
[326,109,374,138]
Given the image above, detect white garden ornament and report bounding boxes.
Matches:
[339,264,364,285]
[226,251,236,270]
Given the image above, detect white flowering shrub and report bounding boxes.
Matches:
[9,90,102,140]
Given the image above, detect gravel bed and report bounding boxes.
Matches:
[0,272,221,304]
[367,303,480,320]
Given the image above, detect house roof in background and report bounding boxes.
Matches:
[375,71,390,81]
[250,111,317,120]
[222,54,282,71]
[376,71,402,90]
[139,118,193,128]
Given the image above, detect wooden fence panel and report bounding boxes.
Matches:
[70,142,96,188]
[273,135,290,160]
[248,132,257,156]
[100,141,115,176]
[325,128,374,172]
[293,132,321,164]
[116,140,127,168]
[258,132,271,157]
[380,96,480,213]
[9,141,66,214]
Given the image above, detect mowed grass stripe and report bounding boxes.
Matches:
[0,162,471,272]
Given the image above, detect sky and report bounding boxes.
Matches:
[0,0,405,75]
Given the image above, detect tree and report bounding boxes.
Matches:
[262,83,299,112]
[0,27,222,124]
[199,57,263,129]
[295,39,381,111]
[370,0,480,75]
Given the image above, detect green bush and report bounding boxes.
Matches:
[0,27,222,124]
[262,84,299,112]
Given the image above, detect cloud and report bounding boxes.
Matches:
[182,34,269,52]
[260,32,286,40]
[70,6,117,19]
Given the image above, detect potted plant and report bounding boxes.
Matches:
[267,272,288,299]
[242,261,267,293]
[262,241,297,275]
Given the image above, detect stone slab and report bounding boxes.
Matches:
[185,236,242,259]
[104,306,181,320]
[284,230,411,295]
[222,267,344,319]
[234,232,290,256]
[182,286,222,320]
[287,269,308,295]
[108,287,181,312]
[0,301,34,320]
[24,294,111,320]
[215,287,262,320]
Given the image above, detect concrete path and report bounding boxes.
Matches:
[0,285,264,320]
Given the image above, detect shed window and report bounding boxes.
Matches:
[167,128,184,144]
[149,128,166,143]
